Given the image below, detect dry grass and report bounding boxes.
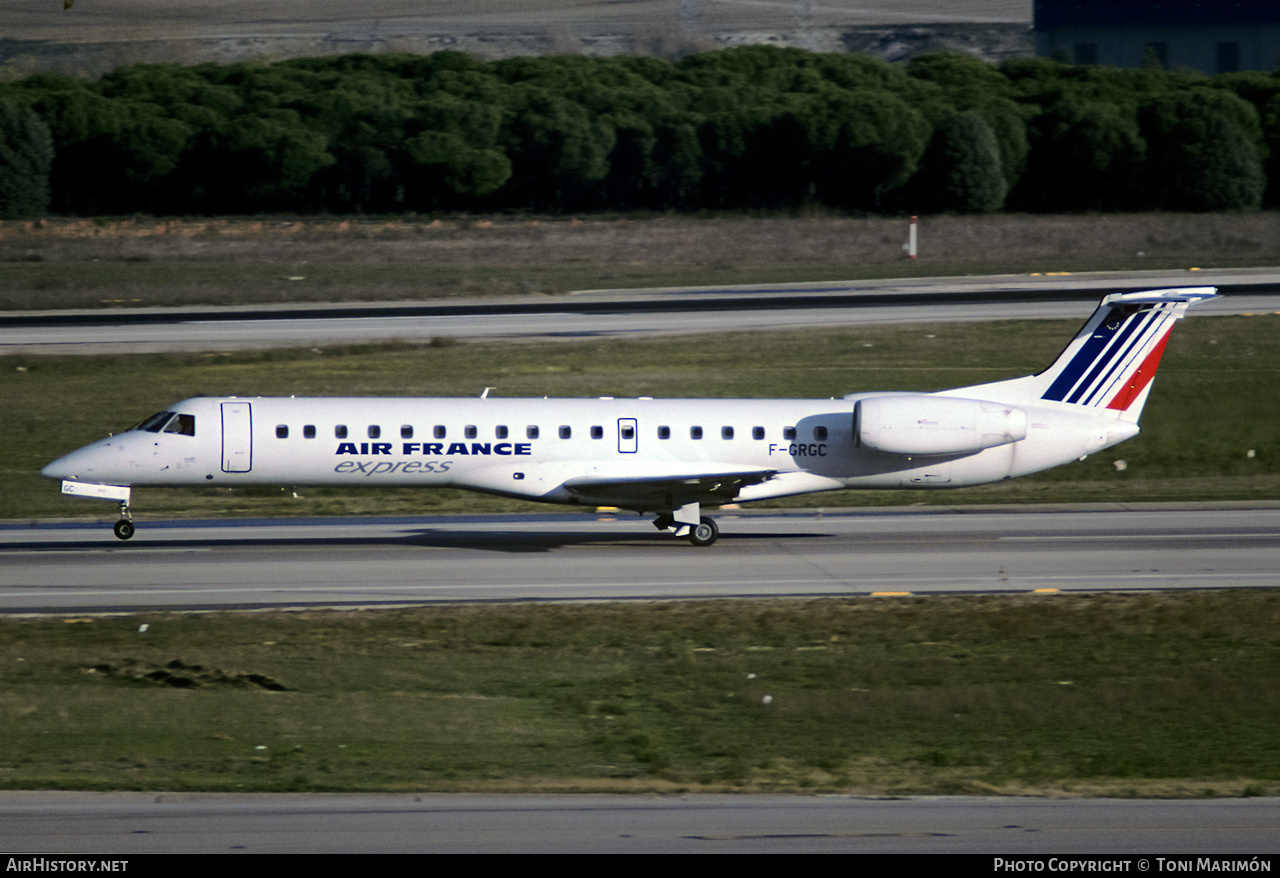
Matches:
[3,212,1278,310]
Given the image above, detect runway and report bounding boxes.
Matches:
[3,506,1277,613]
[3,791,1279,853]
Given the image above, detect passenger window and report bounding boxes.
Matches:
[621,425,635,440]
[304,425,316,439]
[335,425,348,439]
[465,425,477,439]
[590,426,604,440]
[368,425,380,439]
[658,426,670,440]
[690,426,703,440]
[814,426,828,440]
[559,425,571,439]
[527,425,539,439]
[276,425,288,439]
[722,426,734,440]
[401,425,413,439]
[752,426,765,440]
[783,427,796,440]
[495,425,509,439]
[434,425,446,439]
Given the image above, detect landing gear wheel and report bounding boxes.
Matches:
[113,519,135,541]
[688,517,718,547]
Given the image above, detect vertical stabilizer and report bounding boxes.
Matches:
[1036,287,1216,422]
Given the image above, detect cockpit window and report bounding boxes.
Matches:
[130,411,195,435]
[133,411,175,433]
[164,414,195,436]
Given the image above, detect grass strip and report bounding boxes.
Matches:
[4,212,1280,310]
[3,592,1279,795]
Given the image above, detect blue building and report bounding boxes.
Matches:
[1035,0,1280,72]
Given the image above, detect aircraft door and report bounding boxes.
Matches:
[618,418,638,454]
[221,402,253,472]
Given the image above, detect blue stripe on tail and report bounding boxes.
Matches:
[1042,306,1147,403]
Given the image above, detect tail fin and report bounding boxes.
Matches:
[1037,287,1216,421]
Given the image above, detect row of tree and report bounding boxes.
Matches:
[2,46,1278,219]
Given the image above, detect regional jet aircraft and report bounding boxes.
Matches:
[42,288,1216,545]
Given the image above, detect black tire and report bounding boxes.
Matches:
[113,520,135,541]
[688,517,718,547]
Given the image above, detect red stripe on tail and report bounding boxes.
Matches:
[1106,328,1172,411]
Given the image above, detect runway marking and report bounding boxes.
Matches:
[3,571,1277,602]
[999,533,1280,541]
[3,548,214,556]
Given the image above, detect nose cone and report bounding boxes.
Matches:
[41,438,132,482]
[41,453,73,480]
[42,445,95,481]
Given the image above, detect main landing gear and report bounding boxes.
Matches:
[689,517,719,547]
[113,501,135,540]
[653,504,720,546]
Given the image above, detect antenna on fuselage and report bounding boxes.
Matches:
[480,387,492,398]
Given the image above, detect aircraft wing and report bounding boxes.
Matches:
[561,469,778,508]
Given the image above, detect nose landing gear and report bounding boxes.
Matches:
[113,502,135,540]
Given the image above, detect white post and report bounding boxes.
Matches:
[907,215,918,259]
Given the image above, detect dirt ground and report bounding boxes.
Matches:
[2,0,1034,75]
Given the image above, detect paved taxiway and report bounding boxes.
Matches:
[3,506,1276,613]
[3,269,1278,354]
[4,792,1279,853]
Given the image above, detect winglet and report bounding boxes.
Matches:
[1037,287,1216,422]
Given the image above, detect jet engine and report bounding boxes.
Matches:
[854,395,1027,456]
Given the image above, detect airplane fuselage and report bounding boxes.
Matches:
[47,394,1132,501]
[41,288,1216,544]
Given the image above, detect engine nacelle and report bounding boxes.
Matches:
[855,395,1027,456]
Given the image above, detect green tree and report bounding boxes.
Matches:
[908,54,1028,195]
[404,131,511,205]
[908,52,1014,97]
[915,111,1007,213]
[0,98,54,219]
[174,113,334,212]
[499,85,615,210]
[1260,91,1280,205]
[648,120,704,208]
[1139,88,1265,210]
[1016,96,1146,210]
[401,91,510,207]
[17,74,119,213]
[806,87,931,210]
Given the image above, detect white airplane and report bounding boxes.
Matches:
[42,287,1215,545]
